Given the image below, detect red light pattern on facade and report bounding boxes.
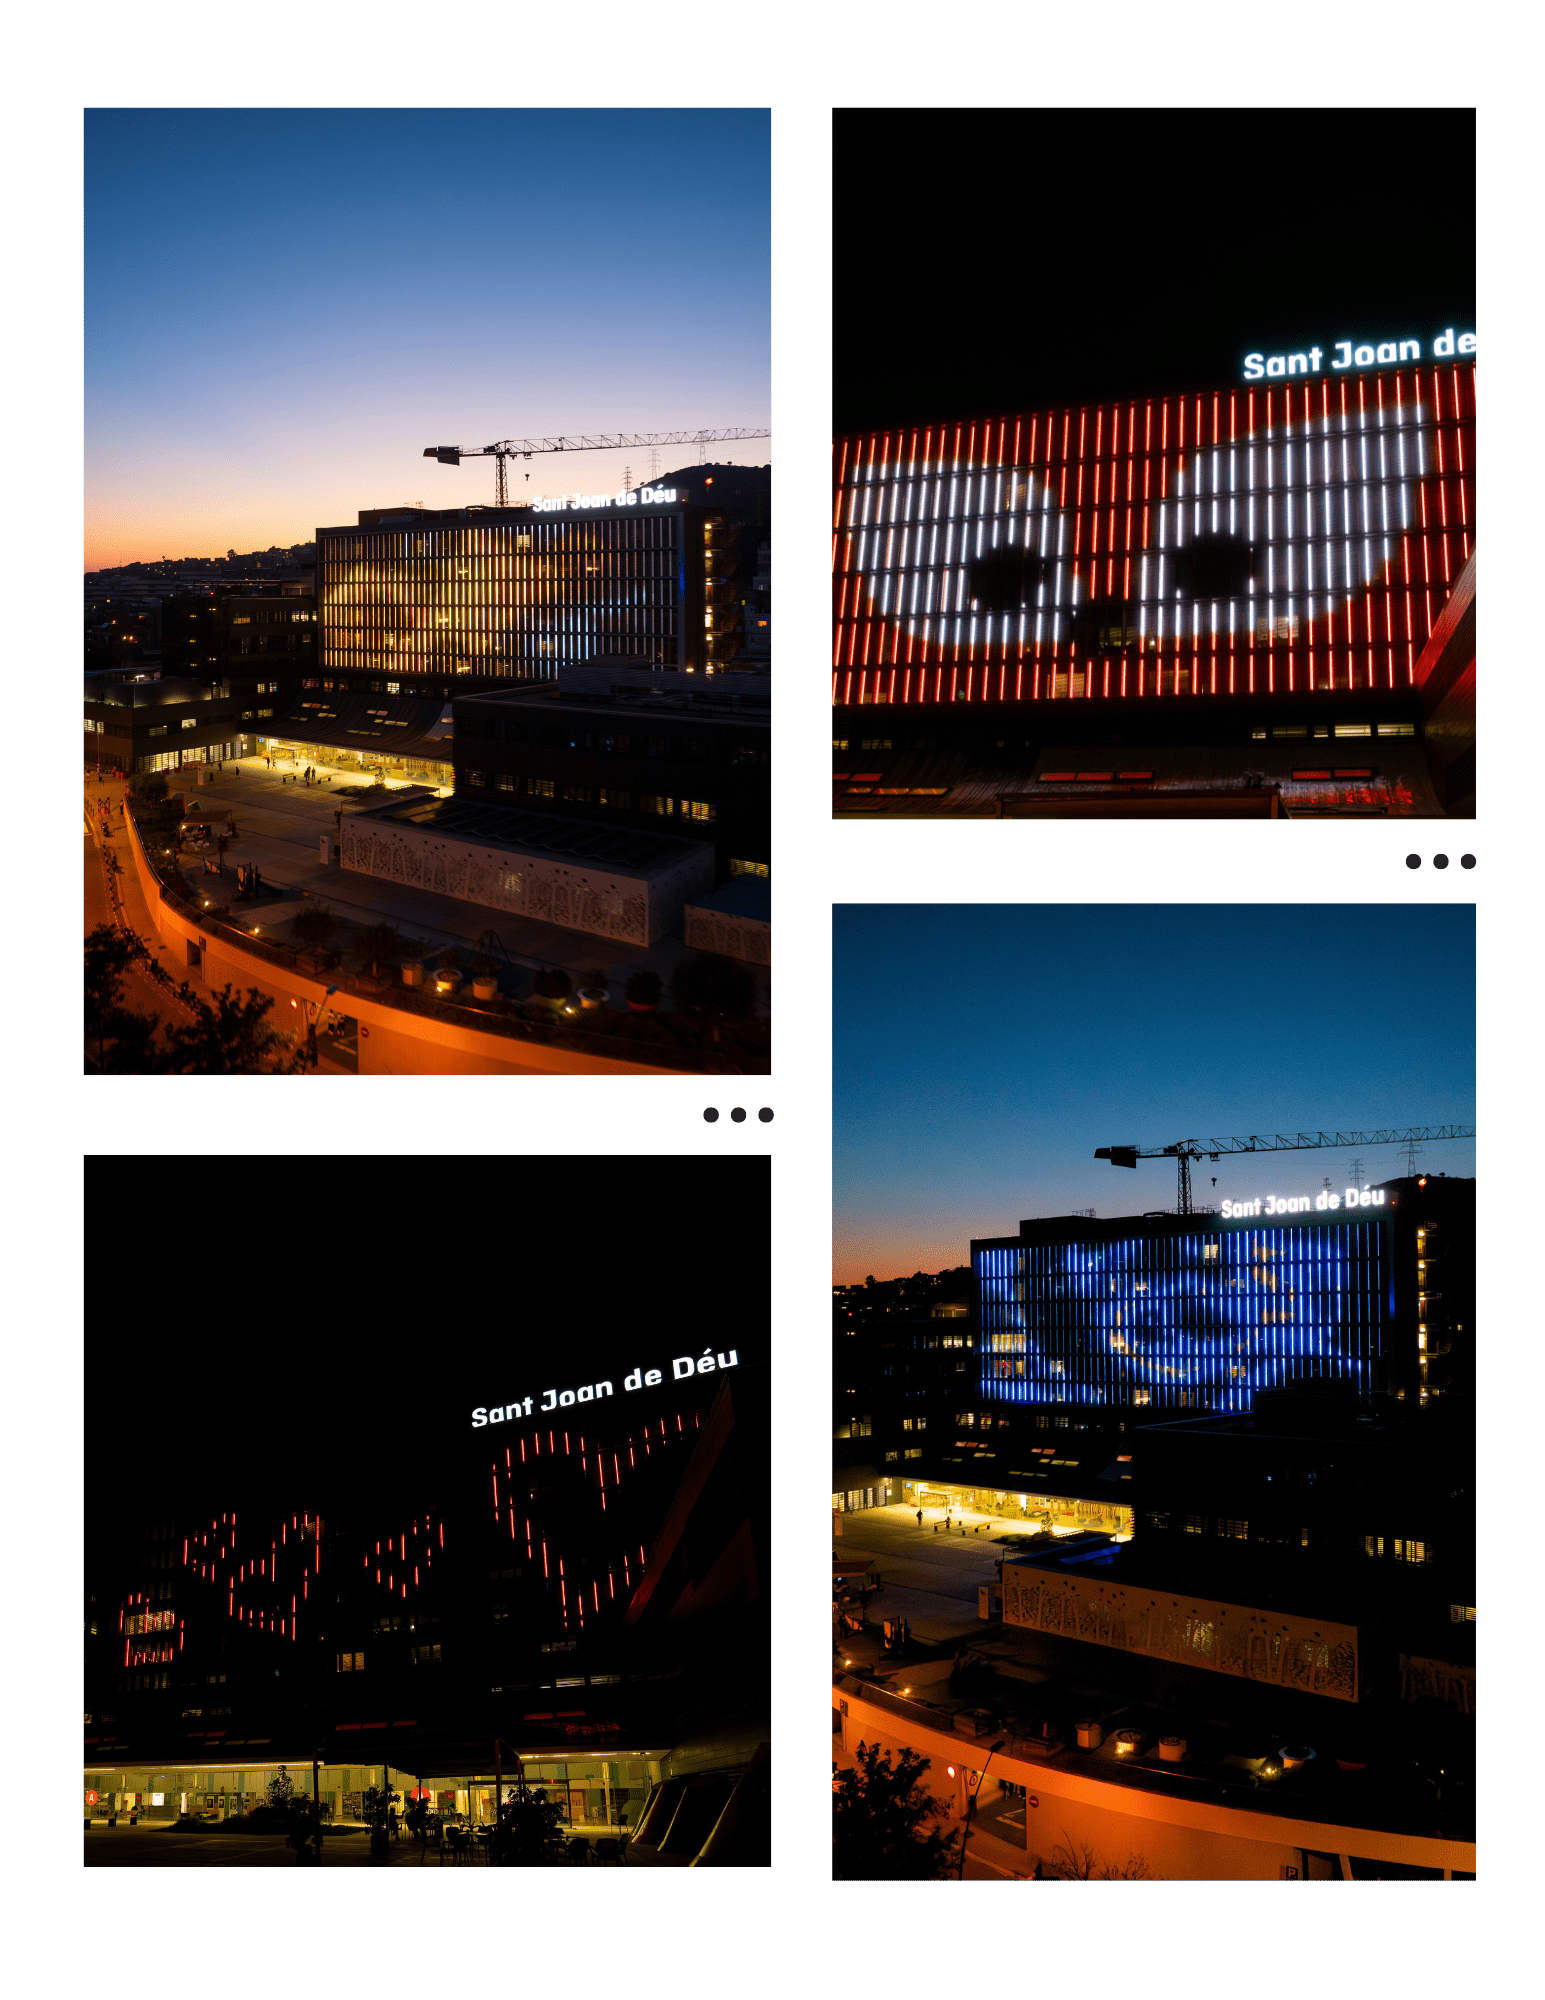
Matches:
[832,365,1475,705]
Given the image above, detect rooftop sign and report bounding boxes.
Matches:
[533,485,679,515]
[1243,328,1475,381]
[471,1347,738,1427]
[1220,1189,1386,1220]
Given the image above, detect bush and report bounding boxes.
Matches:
[399,937,429,964]
[533,967,572,1000]
[129,771,169,805]
[668,951,757,1022]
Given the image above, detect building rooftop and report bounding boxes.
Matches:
[685,876,770,922]
[356,793,711,877]
[458,662,770,720]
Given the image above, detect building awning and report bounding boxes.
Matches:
[262,692,452,754]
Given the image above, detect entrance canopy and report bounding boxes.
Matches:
[268,691,452,754]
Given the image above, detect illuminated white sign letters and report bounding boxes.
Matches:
[471,1347,738,1427]
[1243,329,1475,381]
[1220,1189,1386,1220]
[533,485,678,516]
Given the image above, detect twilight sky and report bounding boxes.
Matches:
[833,905,1476,1284]
[85,109,770,570]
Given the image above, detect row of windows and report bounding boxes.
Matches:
[1364,1535,1435,1563]
[457,715,767,766]
[336,1645,442,1673]
[459,770,719,821]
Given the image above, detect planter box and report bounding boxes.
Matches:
[472,976,499,1000]
[401,961,425,987]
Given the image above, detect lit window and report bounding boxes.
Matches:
[336,1652,364,1672]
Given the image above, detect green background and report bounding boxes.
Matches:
[15,0,1528,1992]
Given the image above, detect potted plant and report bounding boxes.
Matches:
[624,968,662,1013]
[399,936,429,987]
[469,951,500,1001]
[361,1783,393,1859]
[531,966,572,1011]
[433,945,465,995]
[577,965,609,1009]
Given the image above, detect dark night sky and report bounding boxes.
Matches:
[85,1157,768,1525]
[833,107,1475,433]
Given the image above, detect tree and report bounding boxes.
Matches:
[668,950,757,1026]
[85,923,146,1069]
[291,903,337,949]
[265,1769,297,1814]
[352,922,402,977]
[86,928,142,1056]
[162,984,303,1074]
[832,1741,959,1880]
[494,1782,568,1867]
[97,1005,170,1074]
[129,770,169,804]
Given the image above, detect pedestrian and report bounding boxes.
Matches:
[916,1508,923,1528]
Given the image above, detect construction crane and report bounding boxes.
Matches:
[1094,1125,1475,1216]
[423,429,772,507]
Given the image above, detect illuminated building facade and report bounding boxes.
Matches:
[315,498,705,693]
[833,358,1475,709]
[973,1177,1471,1419]
[85,1370,768,1848]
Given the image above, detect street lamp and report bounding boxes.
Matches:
[957,1737,1007,1879]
